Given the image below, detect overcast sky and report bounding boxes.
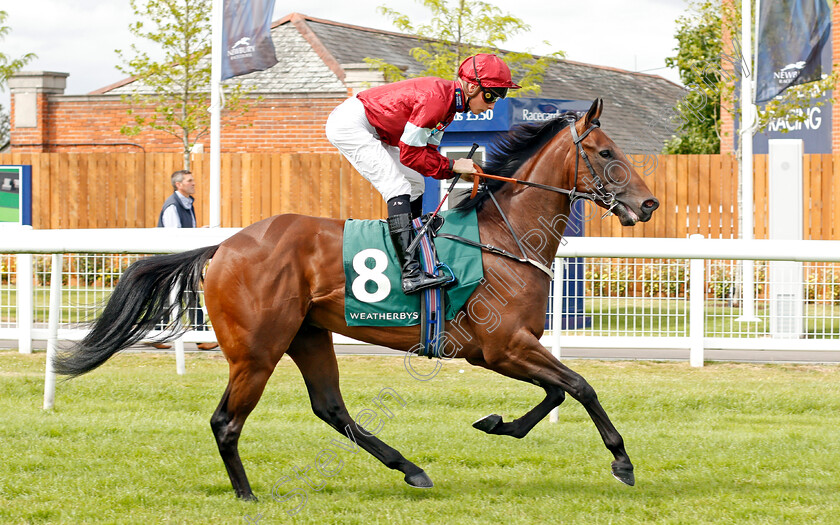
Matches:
[1,0,689,110]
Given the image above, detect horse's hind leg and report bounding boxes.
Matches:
[287,325,432,488]
[210,360,275,501]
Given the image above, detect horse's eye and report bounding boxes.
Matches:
[599,150,612,159]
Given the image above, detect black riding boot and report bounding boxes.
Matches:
[410,198,424,220]
[387,213,450,294]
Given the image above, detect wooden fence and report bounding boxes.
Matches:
[1,152,838,239]
[0,152,386,229]
[585,153,840,240]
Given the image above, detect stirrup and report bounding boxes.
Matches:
[401,271,450,294]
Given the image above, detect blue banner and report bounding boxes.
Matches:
[445,98,590,133]
[752,35,833,154]
[755,0,831,103]
[221,0,278,80]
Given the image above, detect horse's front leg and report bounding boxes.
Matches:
[465,368,566,439]
[468,332,634,486]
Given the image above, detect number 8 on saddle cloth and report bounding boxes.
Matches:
[341,208,483,351]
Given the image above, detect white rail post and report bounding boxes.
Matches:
[171,284,186,375]
[550,258,563,423]
[16,253,33,354]
[174,338,186,375]
[44,253,62,410]
[689,235,705,367]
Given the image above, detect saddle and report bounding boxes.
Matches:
[342,208,484,357]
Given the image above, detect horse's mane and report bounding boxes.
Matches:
[454,113,579,213]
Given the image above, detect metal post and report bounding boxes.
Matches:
[550,259,563,423]
[16,253,33,353]
[209,0,223,227]
[737,0,760,323]
[44,253,62,410]
[689,235,705,367]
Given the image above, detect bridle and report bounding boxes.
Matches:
[568,119,619,212]
[470,118,618,213]
[436,118,622,279]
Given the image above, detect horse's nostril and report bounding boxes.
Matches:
[642,198,659,210]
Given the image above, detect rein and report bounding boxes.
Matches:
[439,121,617,279]
[469,121,618,212]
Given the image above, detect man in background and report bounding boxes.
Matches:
[154,170,218,350]
[158,169,198,227]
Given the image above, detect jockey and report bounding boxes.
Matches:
[326,53,521,294]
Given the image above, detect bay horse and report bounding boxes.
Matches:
[54,99,659,500]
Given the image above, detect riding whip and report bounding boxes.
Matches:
[407,143,479,253]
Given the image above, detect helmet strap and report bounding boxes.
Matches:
[472,55,482,89]
[457,79,481,112]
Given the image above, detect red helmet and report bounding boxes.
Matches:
[458,53,522,90]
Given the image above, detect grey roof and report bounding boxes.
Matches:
[304,16,685,154]
[104,23,346,96]
[307,19,428,77]
[231,24,346,95]
[99,13,685,153]
[538,60,686,153]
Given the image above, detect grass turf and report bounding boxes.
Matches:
[1,351,839,524]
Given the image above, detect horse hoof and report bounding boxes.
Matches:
[472,414,503,434]
[405,470,434,488]
[237,492,259,501]
[611,462,635,486]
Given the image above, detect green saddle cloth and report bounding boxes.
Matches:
[343,208,483,326]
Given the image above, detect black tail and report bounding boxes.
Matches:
[53,245,220,378]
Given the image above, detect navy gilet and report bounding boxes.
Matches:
[157,192,196,228]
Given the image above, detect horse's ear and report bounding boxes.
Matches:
[584,98,603,125]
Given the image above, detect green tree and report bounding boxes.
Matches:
[663,1,722,153]
[0,10,37,147]
[117,0,249,169]
[366,0,563,97]
[665,0,837,154]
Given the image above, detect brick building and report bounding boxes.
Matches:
[7,13,684,156]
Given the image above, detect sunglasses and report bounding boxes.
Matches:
[481,87,507,103]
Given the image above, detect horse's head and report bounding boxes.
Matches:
[570,99,659,226]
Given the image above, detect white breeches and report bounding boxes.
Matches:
[325,97,426,202]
